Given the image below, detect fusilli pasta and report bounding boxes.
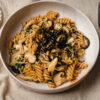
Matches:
[8,11,90,88]
[35,62,44,82]
[66,64,75,81]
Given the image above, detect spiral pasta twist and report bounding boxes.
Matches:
[77,62,88,69]
[43,69,55,88]
[78,49,85,56]
[73,68,81,78]
[23,15,41,30]
[17,74,35,81]
[48,82,55,88]
[66,64,75,81]
[55,17,74,24]
[43,69,52,81]
[75,33,84,49]
[35,62,44,82]
[25,35,38,53]
[44,11,59,20]
[22,63,37,82]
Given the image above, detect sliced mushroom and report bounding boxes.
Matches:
[14,43,26,55]
[10,51,21,65]
[25,52,36,63]
[56,66,65,71]
[14,43,22,50]
[78,57,84,62]
[63,26,69,33]
[45,21,52,28]
[67,37,74,43]
[23,45,28,52]
[54,72,66,86]
[56,35,62,42]
[83,36,90,49]
[51,48,60,53]
[48,57,58,73]
[17,74,34,81]
[51,49,56,53]
[54,23,62,30]
[19,48,24,55]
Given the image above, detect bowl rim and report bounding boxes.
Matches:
[0,0,99,93]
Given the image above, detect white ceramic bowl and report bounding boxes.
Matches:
[0,1,99,93]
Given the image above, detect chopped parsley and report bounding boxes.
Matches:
[15,57,23,63]
[25,29,29,32]
[66,48,72,57]
[11,66,20,74]
[15,63,23,68]
[11,63,24,73]
[25,25,32,33]
[13,57,24,73]
[66,43,72,49]
[46,80,52,83]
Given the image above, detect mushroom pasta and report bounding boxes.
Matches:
[8,11,90,88]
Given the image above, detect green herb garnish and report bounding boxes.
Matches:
[17,59,23,62]
[15,63,23,68]
[25,25,32,33]
[53,53,57,58]
[32,64,35,69]
[25,29,29,32]
[11,63,24,73]
[66,44,72,49]
[73,48,77,57]
[11,66,20,74]
[15,57,18,63]
[10,47,15,50]
[46,80,52,83]
[15,57,23,63]
[15,40,18,43]
[66,48,72,57]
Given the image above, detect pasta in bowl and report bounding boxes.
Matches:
[8,11,90,88]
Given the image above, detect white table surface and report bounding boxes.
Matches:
[0,0,100,100]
